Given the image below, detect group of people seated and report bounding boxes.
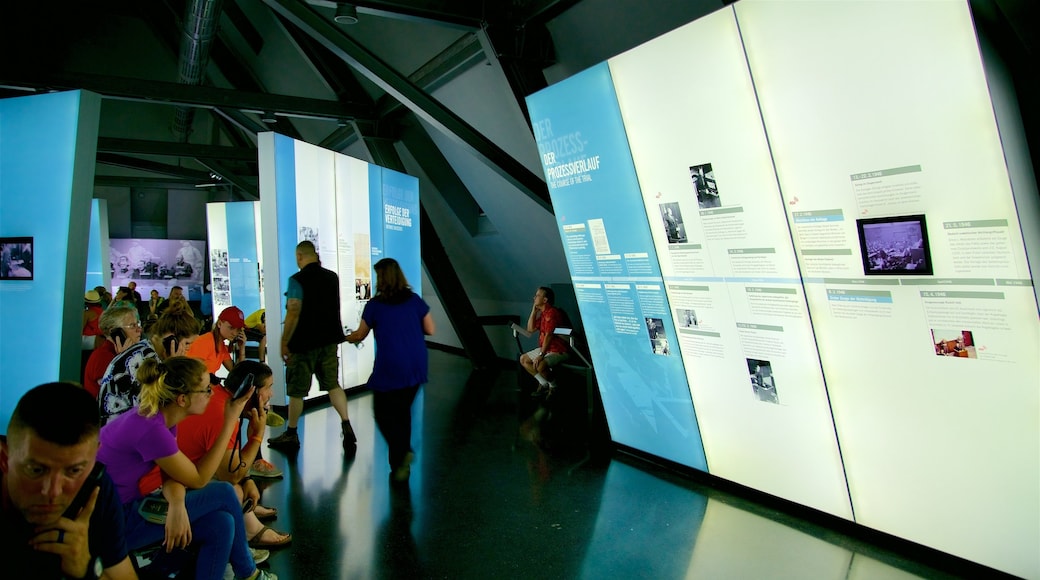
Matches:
[18,298,294,579]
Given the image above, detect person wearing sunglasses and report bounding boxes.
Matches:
[83,306,142,400]
[98,300,200,426]
[97,357,274,580]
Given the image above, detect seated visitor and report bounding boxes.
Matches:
[83,305,141,400]
[2,382,136,579]
[187,306,247,375]
[98,299,200,425]
[97,356,274,580]
[519,286,569,399]
[244,309,267,363]
[138,361,291,550]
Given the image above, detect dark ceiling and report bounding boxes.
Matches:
[0,0,578,204]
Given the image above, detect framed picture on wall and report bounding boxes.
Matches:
[0,237,34,280]
[856,214,933,275]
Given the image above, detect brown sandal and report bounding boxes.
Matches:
[248,525,292,549]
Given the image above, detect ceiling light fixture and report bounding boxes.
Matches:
[260,111,278,123]
[334,3,359,25]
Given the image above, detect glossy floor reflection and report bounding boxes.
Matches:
[252,350,955,580]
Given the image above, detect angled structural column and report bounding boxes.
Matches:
[361,138,499,369]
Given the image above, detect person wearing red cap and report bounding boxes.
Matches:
[187,306,247,375]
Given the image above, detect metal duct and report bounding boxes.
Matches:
[173,0,225,142]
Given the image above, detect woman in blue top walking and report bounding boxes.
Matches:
[346,258,435,484]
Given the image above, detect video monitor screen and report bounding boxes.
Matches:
[0,237,34,280]
[856,215,932,275]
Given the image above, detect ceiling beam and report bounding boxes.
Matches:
[304,0,482,30]
[97,137,257,162]
[263,0,552,213]
[0,70,374,122]
[96,153,213,181]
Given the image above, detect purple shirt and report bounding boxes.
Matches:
[97,409,179,504]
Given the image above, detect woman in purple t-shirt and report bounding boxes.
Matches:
[98,357,272,580]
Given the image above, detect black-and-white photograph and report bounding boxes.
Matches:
[299,226,319,248]
[645,317,670,355]
[747,358,779,404]
[659,202,687,244]
[213,277,230,292]
[0,237,34,280]
[675,308,698,328]
[690,163,720,209]
[214,290,231,305]
[211,249,229,278]
[856,214,933,275]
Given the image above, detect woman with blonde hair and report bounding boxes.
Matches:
[97,356,274,580]
[98,299,200,424]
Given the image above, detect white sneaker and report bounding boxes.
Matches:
[250,547,270,564]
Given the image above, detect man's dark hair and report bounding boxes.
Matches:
[540,286,555,306]
[7,383,100,446]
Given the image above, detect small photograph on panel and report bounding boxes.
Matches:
[355,278,372,300]
[690,163,720,209]
[214,290,230,305]
[747,358,779,404]
[659,202,687,244]
[676,308,698,328]
[211,249,229,278]
[855,214,932,275]
[0,237,33,280]
[213,277,230,292]
[299,226,319,248]
[930,329,977,359]
[645,317,671,355]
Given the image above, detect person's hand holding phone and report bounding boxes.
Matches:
[226,384,254,423]
[28,486,99,578]
[242,479,260,512]
[110,327,131,354]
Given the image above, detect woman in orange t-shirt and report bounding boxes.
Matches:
[188,306,247,376]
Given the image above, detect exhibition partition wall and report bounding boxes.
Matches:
[526,2,1039,577]
[0,90,101,428]
[258,132,421,401]
[86,198,111,293]
[206,201,264,318]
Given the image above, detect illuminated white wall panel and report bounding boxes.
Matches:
[258,133,419,403]
[607,8,851,518]
[736,1,1039,576]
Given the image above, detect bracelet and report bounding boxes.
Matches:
[250,435,263,444]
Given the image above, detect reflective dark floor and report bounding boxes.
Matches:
[250,350,958,580]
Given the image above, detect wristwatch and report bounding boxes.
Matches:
[71,556,103,580]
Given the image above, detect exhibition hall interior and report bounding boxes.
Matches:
[1,0,1038,579]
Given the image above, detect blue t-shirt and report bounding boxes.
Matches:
[362,291,430,391]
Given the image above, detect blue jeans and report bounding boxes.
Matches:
[124,481,255,580]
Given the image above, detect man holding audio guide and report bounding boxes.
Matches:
[1,382,135,579]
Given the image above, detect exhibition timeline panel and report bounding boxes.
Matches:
[736,1,1038,576]
[606,8,851,518]
[527,62,707,470]
[206,202,263,319]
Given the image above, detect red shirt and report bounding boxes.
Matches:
[136,386,239,496]
[83,340,117,399]
[538,305,569,354]
[83,305,103,336]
